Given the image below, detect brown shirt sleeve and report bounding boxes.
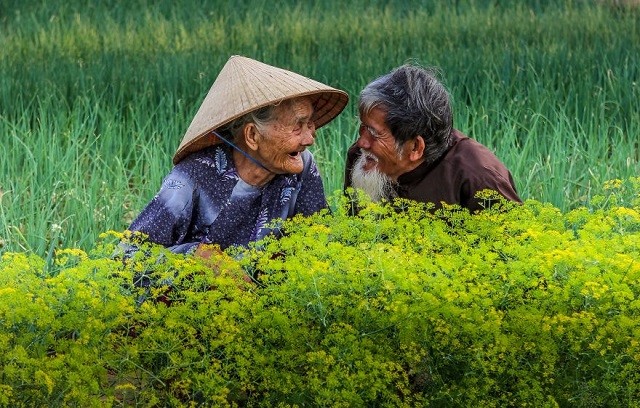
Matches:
[343,143,360,191]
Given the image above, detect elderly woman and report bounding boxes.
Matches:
[128,56,348,253]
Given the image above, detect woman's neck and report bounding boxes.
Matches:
[233,149,275,187]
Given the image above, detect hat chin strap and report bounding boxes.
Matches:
[211,130,271,173]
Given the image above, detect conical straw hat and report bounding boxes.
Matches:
[173,55,349,164]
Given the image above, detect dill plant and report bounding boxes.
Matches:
[1,184,639,406]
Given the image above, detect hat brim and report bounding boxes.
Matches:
[172,56,349,164]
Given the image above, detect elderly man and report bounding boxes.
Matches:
[344,63,521,212]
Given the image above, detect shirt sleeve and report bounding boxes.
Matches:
[460,164,522,212]
[343,143,360,191]
[292,150,328,216]
[440,134,521,212]
[128,167,197,250]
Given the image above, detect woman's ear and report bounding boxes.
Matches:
[409,135,426,161]
[243,123,261,151]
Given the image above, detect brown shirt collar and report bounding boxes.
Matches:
[396,130,464,189]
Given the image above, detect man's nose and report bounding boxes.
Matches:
[356,130,370,149]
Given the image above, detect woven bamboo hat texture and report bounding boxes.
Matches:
[173,55,349,164]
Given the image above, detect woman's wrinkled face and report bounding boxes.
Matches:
[256,98,316,174]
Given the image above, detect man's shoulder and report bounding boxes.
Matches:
[448,130,501,164]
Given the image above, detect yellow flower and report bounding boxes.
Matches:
[603,179,623,190]
[34,370,54,395]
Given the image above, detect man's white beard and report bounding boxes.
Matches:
[351,150,398,202]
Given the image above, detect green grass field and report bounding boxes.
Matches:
[1,0,638,255]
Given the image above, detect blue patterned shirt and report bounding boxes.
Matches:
[128,144,327,253]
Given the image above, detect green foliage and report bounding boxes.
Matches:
[1,0,639,255]
[1,181,639,406]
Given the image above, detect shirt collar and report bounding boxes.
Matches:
[396,131,462,189]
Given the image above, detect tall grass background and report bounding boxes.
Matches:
[1,0,638,256]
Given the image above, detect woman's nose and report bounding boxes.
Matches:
[302,127,315,146]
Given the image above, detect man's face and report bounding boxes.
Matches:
[354,106,411,181]
[256,98,316,175]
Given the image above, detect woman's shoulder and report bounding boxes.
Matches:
[300,149,320,176]
[175,145,233,176]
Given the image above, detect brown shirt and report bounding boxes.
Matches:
[344,130,522,212]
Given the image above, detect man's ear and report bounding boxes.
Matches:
[409,135,426,161]
[243,123,261,151]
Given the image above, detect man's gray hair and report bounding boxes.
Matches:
[359,64,453,164]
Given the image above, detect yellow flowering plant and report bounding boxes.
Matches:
[0,180,638,406]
